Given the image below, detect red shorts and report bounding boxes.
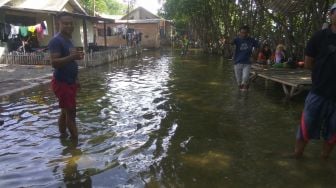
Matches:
[51,77,78,109]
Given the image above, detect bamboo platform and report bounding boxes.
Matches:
[250,65,312,98]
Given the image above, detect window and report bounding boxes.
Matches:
[107,27,112,36]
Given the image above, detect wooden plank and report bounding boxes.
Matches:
[250,65,312,98]
[256,71,311,85]
[251,66,311,87]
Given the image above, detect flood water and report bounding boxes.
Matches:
[1,50,336,188]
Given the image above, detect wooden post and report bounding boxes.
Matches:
[83,18,88,51]
[52,14,56,36]
[104,21,107,48]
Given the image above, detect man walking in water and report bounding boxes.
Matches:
[294,3,336,159]
[49,12,84,140]
[232,25,259,91]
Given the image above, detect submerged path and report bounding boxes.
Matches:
[0,50,335,187]
[0,64,52,98]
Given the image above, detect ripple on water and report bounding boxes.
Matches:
[0,54,178,187]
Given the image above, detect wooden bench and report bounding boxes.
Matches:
[250,64,312,98]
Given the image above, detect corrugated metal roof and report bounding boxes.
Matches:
[0,0,10,7]
[115,19,162,24]
[1,0,87,15]
[121,6,160,20]
[16,0,68,11]
[100,13,123,20]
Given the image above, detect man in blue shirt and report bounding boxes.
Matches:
[232,25,259,91]
[49,12,84,140]
[294,3,336,159]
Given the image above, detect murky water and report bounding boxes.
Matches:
[1,50,336,188]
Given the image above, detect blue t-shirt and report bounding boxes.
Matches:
[305,28,336,101]
[233,37,259,64]
[48,33,78,84]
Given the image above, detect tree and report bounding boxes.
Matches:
[79,0,127,15]
[160,0,332,57]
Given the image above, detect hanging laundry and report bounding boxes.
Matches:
[19,26,28,37]
[28,25,36,37]
[35,23,44,39]
[9,24,19,39]
[28,26,36,33]
[35,24,43,33]
[41,21,48,35]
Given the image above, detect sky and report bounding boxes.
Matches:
[135,0,162,14]
[118,0,163,15]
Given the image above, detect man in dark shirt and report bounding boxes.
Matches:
[49,12,84,140]
[294,3,336,159]
[232,25,259,91]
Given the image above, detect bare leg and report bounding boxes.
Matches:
[65,108,78,140]
[294,139,308,158]
[234,64,243,86]
[321,141,334,159]
[59,109,68,138]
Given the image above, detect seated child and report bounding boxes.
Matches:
[257,44,272,65]
[275,44,286,64]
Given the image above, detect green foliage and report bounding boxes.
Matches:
[79,0,127,15]
[105,0,127,15]
[161,0,332,57]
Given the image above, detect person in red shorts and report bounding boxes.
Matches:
[49,12,84,140]
[294,3,336,159]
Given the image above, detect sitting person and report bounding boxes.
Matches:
[275,44,286,64]
[257,43,272,65]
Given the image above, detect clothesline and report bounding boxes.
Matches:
[8,20,48,39]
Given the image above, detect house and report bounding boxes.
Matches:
[0,0,110,55]
[95,6,174,48]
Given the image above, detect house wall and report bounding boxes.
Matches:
[96,22,160,48]
[86,20,94,44]
[133,23,159,48]
[95,23,126,47]
[71,17,84,47]
[58,17,94,48]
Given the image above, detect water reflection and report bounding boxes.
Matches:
[60,139,92,187]
[1,50,336,187]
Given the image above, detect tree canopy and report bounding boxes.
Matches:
[79,0,128,15]
[160,0,332,57]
